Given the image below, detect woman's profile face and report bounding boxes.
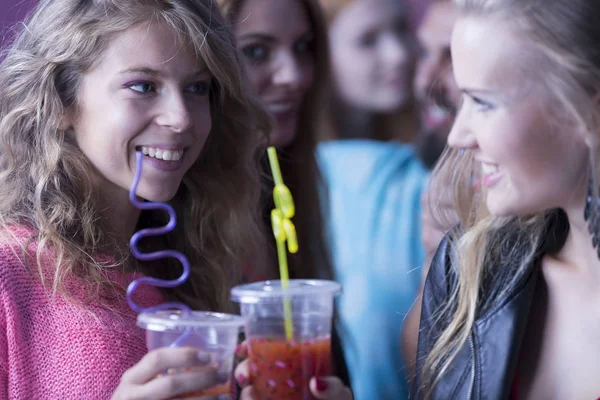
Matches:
[234,0,316,148]
[328,0,415,112]
[448,15,589,216]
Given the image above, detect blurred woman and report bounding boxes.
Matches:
[317,1,429,399]
[218,0,353,398]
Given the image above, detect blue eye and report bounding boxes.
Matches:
[242,44,268,63]
[359,31,378,48]
[394,19,409,35]
[127,82,155,93]
[472,96,494,112]
[186,81,210,96]
[294,38,314,55]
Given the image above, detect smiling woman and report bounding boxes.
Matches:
[70,21,214,204]
[217,0,353,399]
[233,0,317,148]
[0,0,270,398]
[217,0,336,317]
[411,0,600,399]
[319,0,418,142]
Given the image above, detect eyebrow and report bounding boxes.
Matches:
[118,66,209,79]
[238,30,313,44]
[460,88,497,96]
[237,33,277,43]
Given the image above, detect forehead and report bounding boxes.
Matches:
[451,15,528,89]
[418,2,457,43]
[333,0,405,33]
[235,0,312,39]
[99,21,204,72]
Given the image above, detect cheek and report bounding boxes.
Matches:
[503,124,585,199]
[336,54,375,95]
[300,60,315,92]
[194,105,212,129]
[77,104,140,150]
[532,132,588,190]
[333,44,367,77]
[245,66,270,96]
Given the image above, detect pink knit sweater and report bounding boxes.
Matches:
[0,227,164,399]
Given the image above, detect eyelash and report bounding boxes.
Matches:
[125,81,211,96]
[241,38,314,65]
[473,96,494,111]
[358,20,409,49]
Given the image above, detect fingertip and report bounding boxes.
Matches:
[309,377,327,398]
[309,376,349,399]
[316,377,329,392]
[240,385,257,400]
[234,360,251,387]
[197,351,211,364]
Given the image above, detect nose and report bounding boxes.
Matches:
[380,33,411,68]
[447,109,477,150]
[272,51,305,89]
[155,91,193,133]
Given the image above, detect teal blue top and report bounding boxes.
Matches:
[318,140,428,400]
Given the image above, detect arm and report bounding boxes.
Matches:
[402,248,436,384]
[401,277,426,383]
[403,189,453,380]
[402,233,456,395]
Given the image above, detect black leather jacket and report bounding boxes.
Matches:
[411,211,569,400]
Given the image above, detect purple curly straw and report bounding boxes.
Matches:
[126,151,192,318]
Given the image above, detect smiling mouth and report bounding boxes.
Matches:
[138,146,183,161]
[481,162,498,174]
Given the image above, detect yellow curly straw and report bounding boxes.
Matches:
[267,146,297,340]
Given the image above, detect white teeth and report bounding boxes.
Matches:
[482,163,499,175]
[140,146,183,161]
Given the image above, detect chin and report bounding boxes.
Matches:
[270,126,298,148]
[138,187,179,204]
[485,197,534,218]
[367,94,411,113]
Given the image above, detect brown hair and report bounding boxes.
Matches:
[0,0,270,312]
[218,0,336,282]
[318,0,418,143]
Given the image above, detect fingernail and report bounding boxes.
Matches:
[316,378,328,392]
[236,373,246,385]
[197,352,210,363]
[217,371,230,383]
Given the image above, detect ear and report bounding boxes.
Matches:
[587,93,600,148]
[59,107,74,131]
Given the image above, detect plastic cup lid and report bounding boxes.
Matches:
[137,310,246,331]
[230,279,342,304]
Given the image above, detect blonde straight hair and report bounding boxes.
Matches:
[422,0,600,395]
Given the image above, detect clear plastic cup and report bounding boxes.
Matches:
[231,279,342,400]
[137,310,245,398]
